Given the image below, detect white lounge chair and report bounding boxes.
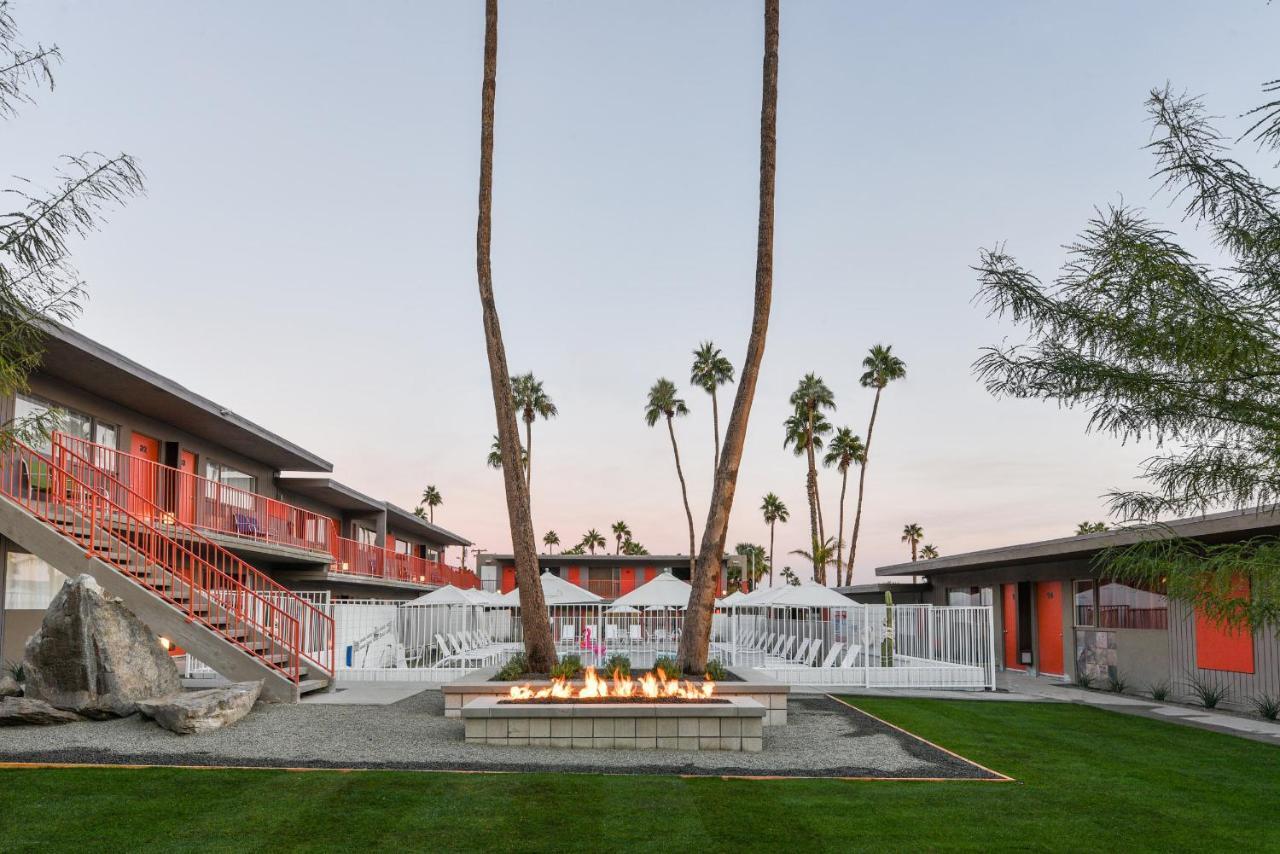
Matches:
[820,643,844,668]
[629,624,643,643]
[792,638,813,663]
[774,636,795,660]
[801,641,822,667]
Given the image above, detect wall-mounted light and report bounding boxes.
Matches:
[158,637,171,650]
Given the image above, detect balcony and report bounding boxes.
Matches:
[584,578,622,599]
[334,537,481,589]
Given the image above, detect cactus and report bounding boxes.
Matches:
[880,591,895,667]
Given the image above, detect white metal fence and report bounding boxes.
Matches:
[190,599,994,689]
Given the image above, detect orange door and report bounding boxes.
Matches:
[1002,584,1022,670]
[177,450,197,524]
[130,432,161,514]
[1035,581,1065,676]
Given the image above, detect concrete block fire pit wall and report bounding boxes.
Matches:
[461,696,765,752]
[444,667,790,726]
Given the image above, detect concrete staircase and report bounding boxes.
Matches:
[0,441,333,702]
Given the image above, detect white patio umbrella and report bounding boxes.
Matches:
[496,571,603,606]
[406,584,480,606]
[765,582,856,609]
[606,604,641,614]
[610,570,693,609]
[719,590,746,607]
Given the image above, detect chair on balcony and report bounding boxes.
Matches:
[233,513,264,537]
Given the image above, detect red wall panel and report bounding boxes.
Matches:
[1195,580,1254,673]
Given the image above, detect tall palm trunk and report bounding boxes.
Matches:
[524,416,533,513]
[678,0,779,673]
[835,466,848,582]
[474,0,554,671]
[846,386,881,586]
[711,387,721,471]
[768,520,776,587]
[803,405,824,584]
[667,414,697,576]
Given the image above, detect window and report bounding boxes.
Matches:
[1097,579,1167,629]
[12,393,116,455]
[1073,580,1096,627]
[4,551,66,609]
[354,526,377,546]
[947,586,992,607]
[203,461,256,494]
[393,538,414,556]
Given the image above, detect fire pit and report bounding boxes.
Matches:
[462,667,765,751]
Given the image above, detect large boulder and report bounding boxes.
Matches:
[22,575,181,719]
[138,680,263,734]
[0,696,82,726]
[0,674,20,697]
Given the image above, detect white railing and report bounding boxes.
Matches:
[300,599,995,689]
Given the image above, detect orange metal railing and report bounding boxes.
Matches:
[53,433,338,556]
[1,439,335,683]
[334,536,481,589]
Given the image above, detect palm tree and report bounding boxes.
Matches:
[542,530,560,554]
[645,378,696,576]
[760,492,789,588]
[472,0,555,671]
[790,537,837,584]
[581,528,606,555]
[420,485,442,523]
[823,427,865,581]
[690,341,735,470]
[920,543,939,560]
[734,542,768,591]
[902,523,924,562]
[785,373,836,583]
[487,434,528,471]
[847,344,907,586]
[510,372,557,501]
[677,0,779,674]
[1075,521,1108,535]
[611,520,632,554]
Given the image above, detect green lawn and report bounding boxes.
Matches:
[1,698,1276,852]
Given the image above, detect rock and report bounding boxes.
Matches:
[0,674,20,697]
[22,575,181,719]
[0,696,82,726]
[138,681,263,735]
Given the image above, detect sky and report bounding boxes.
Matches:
[3,2,1276,582]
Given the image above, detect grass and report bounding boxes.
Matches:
[0,698,1277,852]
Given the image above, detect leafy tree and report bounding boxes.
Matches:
[733,542,768,591]
[791,536,837,584]
[678,0,779,673]
[486,434,527,471]
[1076,522,1109,536]
[580,528,606,555]
[848,344,907,579]
[760,492,789,588]
[420,485,442,523]
[785,373,835,582]
[645,378,696,576]
[920,543,940,560]
[973,79,1280,632]
[0,3,144,446]
[471,0,555,670]
[901,523,924,562]
[611,520,632,554]
[823,427,865,583]
[542,530,559,554]
[510,372,557,504]
[690,340,735,470]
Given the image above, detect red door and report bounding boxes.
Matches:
[1002,584,1022,670]
[177,450,197,524]
[130,432,160,515]
[1035,581,1065,676]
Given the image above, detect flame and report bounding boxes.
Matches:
[506,666,716,701]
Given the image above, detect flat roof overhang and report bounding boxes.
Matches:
[485,554,705,567]
[274,476,384,513]
[39,323,331,472]
[384,503,472,548]
[875,505,1280,579]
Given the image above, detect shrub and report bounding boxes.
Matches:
[1188,676,1229,709]
[603,653,631,677]
[1250,693,1280,721]
[550,654,583,680]
[1107,674,1128,694]
[1148,679,1170,702]
[703,659,729,681]
[1073,669,1094,689]
[4,659,23,683]
[653,655,683,680]
[495,654,526,682]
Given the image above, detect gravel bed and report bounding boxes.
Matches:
[0,691,998,779]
